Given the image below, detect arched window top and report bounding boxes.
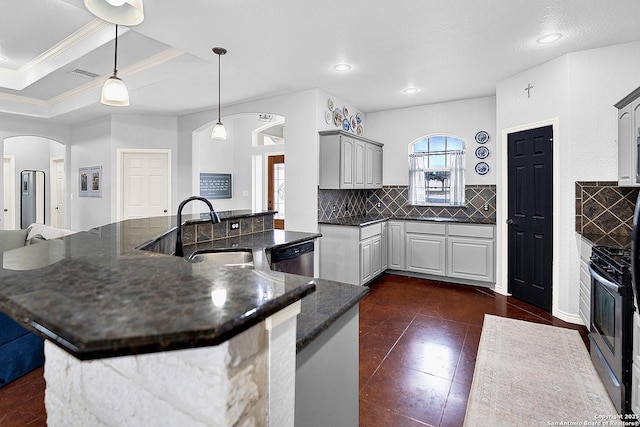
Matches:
[410,134,465,154]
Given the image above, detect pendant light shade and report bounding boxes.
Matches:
[101,75,129,106]
[101,25,130,106]
[211,47,227,140]
[84,0,144,26]
[211,122,227,140]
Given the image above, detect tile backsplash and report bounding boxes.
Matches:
[318,185,496,221]
[575,181,639,236]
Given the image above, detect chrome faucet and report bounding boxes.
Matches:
[175,196,221,257]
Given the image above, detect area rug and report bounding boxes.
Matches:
[464,315,617,426]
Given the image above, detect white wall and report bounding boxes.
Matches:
[495,40,640,323]
[111,114,179,222]
[69,116,112,231]
[0,115,71,230]
[179,89,321,233]
[67,114,179,231]
[194,114,285,212]
[365,96,497,186]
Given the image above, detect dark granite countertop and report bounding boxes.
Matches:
[0,211,367,359]
[318,214,496,227]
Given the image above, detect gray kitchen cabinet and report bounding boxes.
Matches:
[446,224,494,282]
[387,221,405,270]
[366,142,383,187]
[615,87,640,187]
[319,130,383,190]
[578,235,593,327]
[319,221,387,286]
[381,221,388,271]
[405,222,447,276]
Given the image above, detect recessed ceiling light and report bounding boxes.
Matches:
[536,33,562,44]
[403,87,419,94]
[333,63,352,72]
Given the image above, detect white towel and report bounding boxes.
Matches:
[26,223,76,241]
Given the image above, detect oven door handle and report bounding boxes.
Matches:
[588,265,621,294]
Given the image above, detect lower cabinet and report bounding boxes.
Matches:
[387,221,405,270]
[578,235,593,327]
[320,220,496,286]
[405,222,446,276]
[447,224,494,282]
[391,221,496,284]
[319,222,385,286]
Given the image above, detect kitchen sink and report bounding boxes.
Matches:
[186,248,254,267]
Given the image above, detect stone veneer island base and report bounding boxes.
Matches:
[44,301,300,427]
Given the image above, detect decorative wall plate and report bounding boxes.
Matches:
[356,124,363,136]
[333,109,343,127]
[475,162,490,175]
[343,106,350,117]
[350,115,357,131]
[475,146,490,159]
[343,118,351,132]
[475,131,490,144]
[328,98,335,111]
[325,111,332,124]
[356,112,362,124]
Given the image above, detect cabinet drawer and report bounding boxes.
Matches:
[360,223,382,240]
[405,221,446,235]
[447,224,493,239]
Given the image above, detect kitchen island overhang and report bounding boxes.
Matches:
[0,215,320,360]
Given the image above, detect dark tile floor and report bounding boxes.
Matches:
[0,273,588,427]
[358,273,589,427]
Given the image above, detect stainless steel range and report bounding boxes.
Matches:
[589,245,634,414]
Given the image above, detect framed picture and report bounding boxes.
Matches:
[79,166,102,197]
[199,173,232,199]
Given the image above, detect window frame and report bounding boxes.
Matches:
[408,135,466,207]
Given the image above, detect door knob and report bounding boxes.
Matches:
[163,209,168,213]
[506,219,515,225]
[3,209,7,212]
[55,207,59,210]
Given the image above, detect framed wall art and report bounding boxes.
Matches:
[79,166,102,197]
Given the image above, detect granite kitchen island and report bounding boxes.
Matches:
[0,210,368,426]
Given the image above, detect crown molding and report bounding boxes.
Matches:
[0,19,118,91]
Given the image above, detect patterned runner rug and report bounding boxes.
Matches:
[464,315,618,426]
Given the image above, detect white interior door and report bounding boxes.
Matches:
[121,151,171,220]
[50,157,65,228]
[119,150,171,253]
[3,156,15,230]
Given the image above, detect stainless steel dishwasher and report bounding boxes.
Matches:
[269,241,315,276]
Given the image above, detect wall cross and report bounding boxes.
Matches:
[525,83,533,98]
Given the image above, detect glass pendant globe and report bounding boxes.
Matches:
[211,122,227,140]
[101,76,130,106]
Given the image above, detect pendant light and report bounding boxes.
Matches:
[101,24,130,107]
[211,47,227,140]
[84,0,144,26]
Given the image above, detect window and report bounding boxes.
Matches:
[409,135,465,206]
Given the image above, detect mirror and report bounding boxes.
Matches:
[20,170,45,228]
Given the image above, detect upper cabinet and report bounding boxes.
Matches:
[616,87,640,187]
[319,130,384,189]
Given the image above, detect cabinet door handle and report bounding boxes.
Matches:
[163,209,168,213]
